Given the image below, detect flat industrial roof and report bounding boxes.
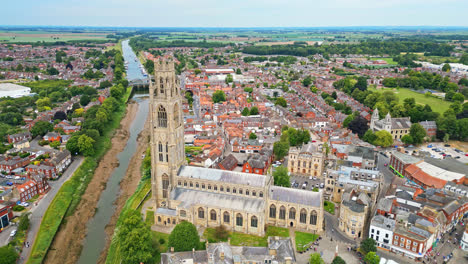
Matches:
[0,83,31,92]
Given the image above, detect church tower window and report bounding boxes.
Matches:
[157,105,167,128]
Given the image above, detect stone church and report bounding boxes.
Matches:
[370,108,412,140]
[150,59,323,236]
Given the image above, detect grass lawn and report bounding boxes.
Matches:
[295,231,319,252]
[230,232,268,247]
[203,225,290,247]
[145,210,155,226]
[265,226,290,237]
[370,57,398,65]
[324,201,335,214]
[152,231,170,263]
[369,86,451,114]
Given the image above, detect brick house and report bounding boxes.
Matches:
[26,164,57,179]
[218,154,238,171]
[7,132,32,144]
[0,203,14,229]
[43,132,61,142]
[15,180,39,202]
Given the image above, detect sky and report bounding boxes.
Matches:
[2,0,468,27]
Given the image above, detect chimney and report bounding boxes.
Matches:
[170,247,174,252]
[228,237,231,245]
[285,257,292,264]
[269,249,277,256]
[220,251,225,260]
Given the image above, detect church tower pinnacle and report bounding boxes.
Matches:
[150,58,185,207]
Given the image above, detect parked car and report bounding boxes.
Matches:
[315,183,320,188]
[319,183,324,188]
[445,144,451,147]
[313,177,317,181]
[6,182,13,186]
[10,229,16,237]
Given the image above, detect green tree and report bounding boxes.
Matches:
[273,165,290,187]
[50,141,61,149]
[374,130,393,147]
[273,140,289,160]
[66,134,81,155]
[31,121,53,137]
[110,85,122,99]
[460,53,468,65]
[118,210,157,264]
[401,134,413,145]
[241,107,250,116]
[168,221,200,252]
[0,246,18,264]
[249,132,257,140]
[360,238,377,254]
[275,97,287,107]
[80,94,91,106]
[332,256,346,264]
[236,68,242,74]
[355,76,368,91]
[452,92,465,103]
[225,74,233,83]
[309,252,325,264]
[302,76,312,87]
[36,97,51,110]
[409,123,426,144]
[78,134,95,156]
[442,63,451,72]
[249,106,259,115]
[212,90,226,103]
[343,115,354,128]
[364,252,380,264]
[96,109,108,123]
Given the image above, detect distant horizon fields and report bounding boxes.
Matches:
[1,26,468,43]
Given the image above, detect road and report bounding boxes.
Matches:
[324,212,356,245]
[18,156,84,264]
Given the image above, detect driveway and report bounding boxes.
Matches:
[19,156,84,263]
[0,224,16,247]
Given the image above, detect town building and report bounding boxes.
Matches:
[287,142,325,178]
[0,83,31,98]
[0,203,14,229]
[370,109,411,140]
[161,237,296,264]
[150,59,324,236]
[339,189,371,239]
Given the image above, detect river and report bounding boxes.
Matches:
[77,39,149,264]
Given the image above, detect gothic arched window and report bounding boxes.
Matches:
[223,211,230,223]
[300,209,307,224]
[289,207,296,220]
[310,211,318,225]
[162,174,169,198]
[269,204,276,218]
[236,213,243,226]
[251,216,258,228]
[198,207,204,219]
[157,105,167,128]
[174,103,180,127]
[279,206,286,220]
[210,209,217,221]
[158,142,163,162]
[159,77,164,94]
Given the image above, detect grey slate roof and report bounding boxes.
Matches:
[177,165,268,187]
[171,188,265,213]
[391,117,412,129]
[269,186,321,207]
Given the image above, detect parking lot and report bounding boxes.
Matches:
[417,142,468,163]
[290,175,325,191]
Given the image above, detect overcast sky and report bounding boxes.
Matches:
[2,0,467,27]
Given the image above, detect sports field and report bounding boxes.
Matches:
[369,86,451,114]
[370,57,398,65]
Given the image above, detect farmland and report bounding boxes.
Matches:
[0,30,111,43]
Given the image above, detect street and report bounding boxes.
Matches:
[17,156,84,264]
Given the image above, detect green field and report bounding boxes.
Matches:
[295,231,319,252]
[370,57,398,65]
[203,225,290,247]
[369,86,451,114]
[0,30,110,43]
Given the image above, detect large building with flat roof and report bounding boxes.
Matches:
[0,83,31,98]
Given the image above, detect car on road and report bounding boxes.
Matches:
[10,229,16,237]
[445,144,451,147]
[320,183,324,188]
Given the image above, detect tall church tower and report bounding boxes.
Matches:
[150,59,185,207]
